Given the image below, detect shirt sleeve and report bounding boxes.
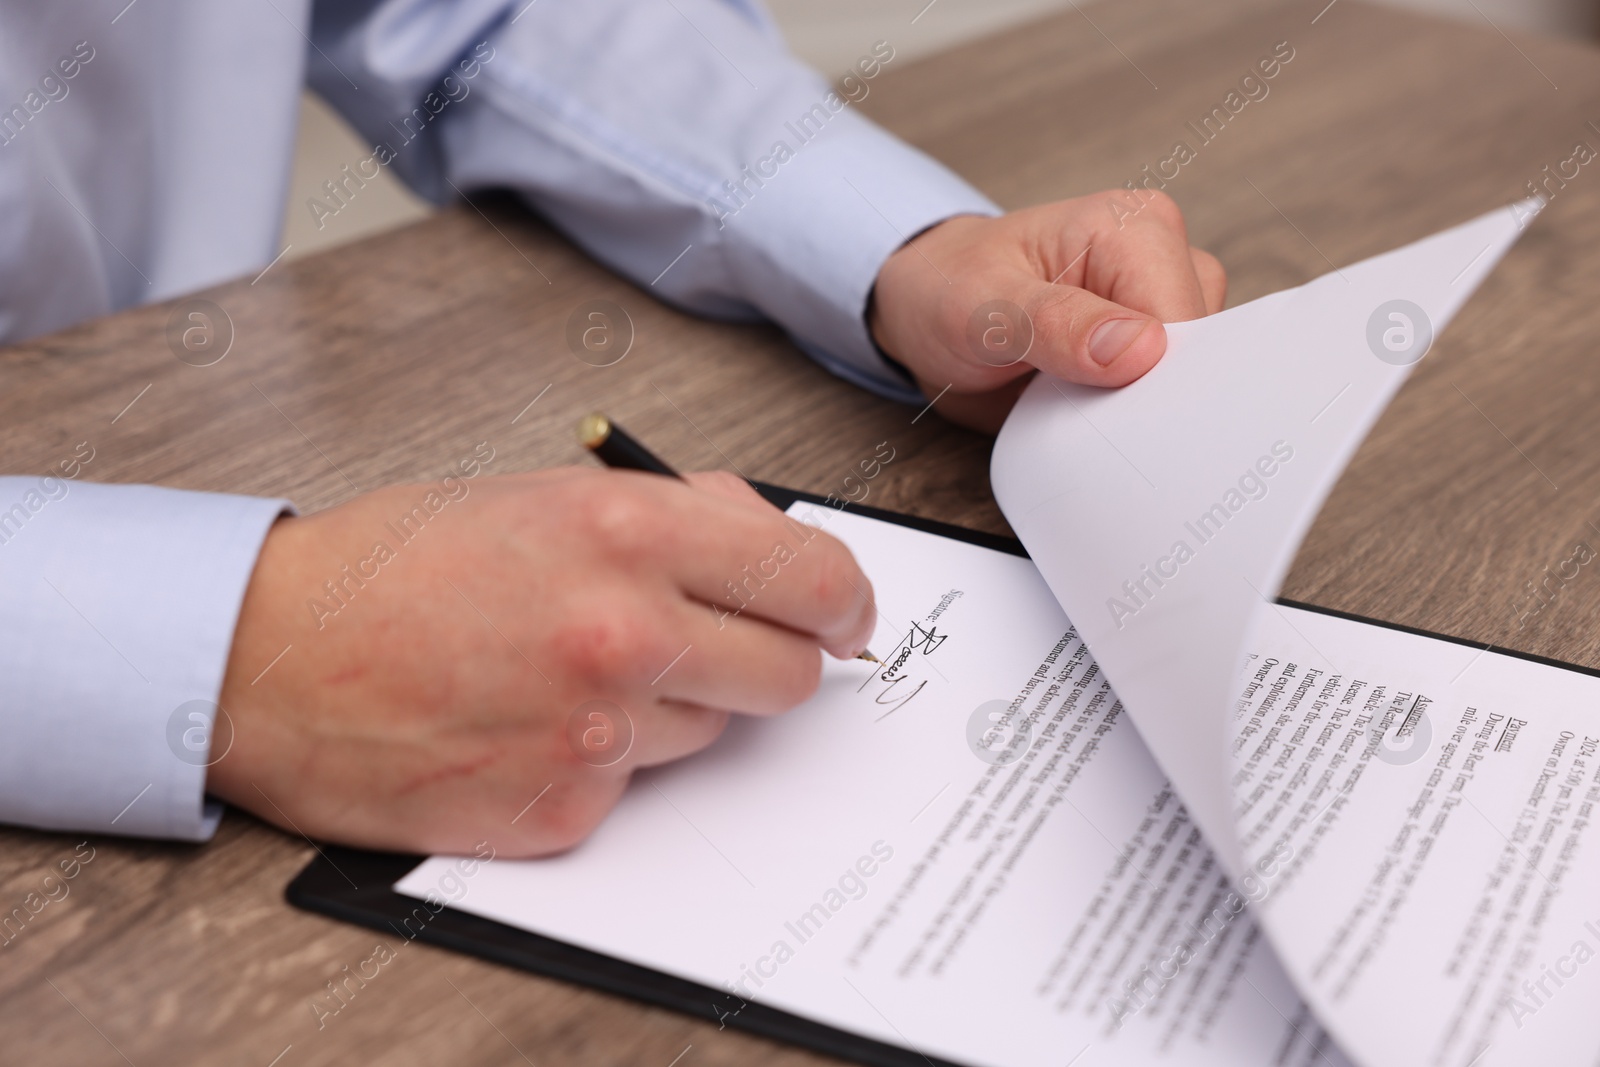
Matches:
[307,0,1000,403]
[0,476,289,841]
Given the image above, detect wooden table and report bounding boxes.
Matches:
[2,0,1597,1062]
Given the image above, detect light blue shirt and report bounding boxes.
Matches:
[0,1,997,840]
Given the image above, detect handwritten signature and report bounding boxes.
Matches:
[861,622,948,720]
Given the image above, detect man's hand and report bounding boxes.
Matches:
[869,191,1226,431]
[209,469,875,857]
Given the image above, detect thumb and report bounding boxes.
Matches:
[1016,278,1169,387]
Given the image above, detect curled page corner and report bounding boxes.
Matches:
[991,198,1540,883]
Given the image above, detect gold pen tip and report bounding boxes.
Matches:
[856,650,880,663]
[577,412,611,450]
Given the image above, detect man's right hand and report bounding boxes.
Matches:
[207,467,876,857]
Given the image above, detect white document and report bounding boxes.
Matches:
[393,203,1594,1067]
[991,199,1600,1066]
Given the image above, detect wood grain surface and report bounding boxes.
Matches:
[1,0,1597,1062]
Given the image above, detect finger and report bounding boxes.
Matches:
[650,599,826,715]
[571,472,876,658]
[552,693,725,776]
[1078,195,1210,324]
[627,701,730,767]
[660,490,877,659]
[511,772,629,856]
[1190,247,1227,314]
[1012,276,1169,388]
[913,369,1033,434]
[1031,193,1208,326]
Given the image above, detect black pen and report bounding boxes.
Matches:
[577,412,879,664]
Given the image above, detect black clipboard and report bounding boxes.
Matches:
[287,483,1597,1065]
[287,485,1020,1067]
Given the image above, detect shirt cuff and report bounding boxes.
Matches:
[0,477,290,841]
[715,108,1000,403]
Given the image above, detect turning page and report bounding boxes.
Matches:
[991,201,1600,1066]
[990,201,1537,878]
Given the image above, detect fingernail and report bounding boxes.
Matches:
[1088,319,1147,366]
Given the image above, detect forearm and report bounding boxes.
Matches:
[308,0,999,401]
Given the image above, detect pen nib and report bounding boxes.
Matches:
[856,650,880,664]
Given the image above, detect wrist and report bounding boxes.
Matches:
[868,214,988,361]
[210,514,306,804]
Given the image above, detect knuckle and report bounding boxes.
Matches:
[810,538,864,624]
[574,484,654,557]
[524,779,617,853]
[1139,189,1184,227]
[697,469,751,499]
[553,608,669,685]
[1089,188,1143,225]
[1034,287,1096,342]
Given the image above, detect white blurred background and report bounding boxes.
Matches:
[280,0,1599,259]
